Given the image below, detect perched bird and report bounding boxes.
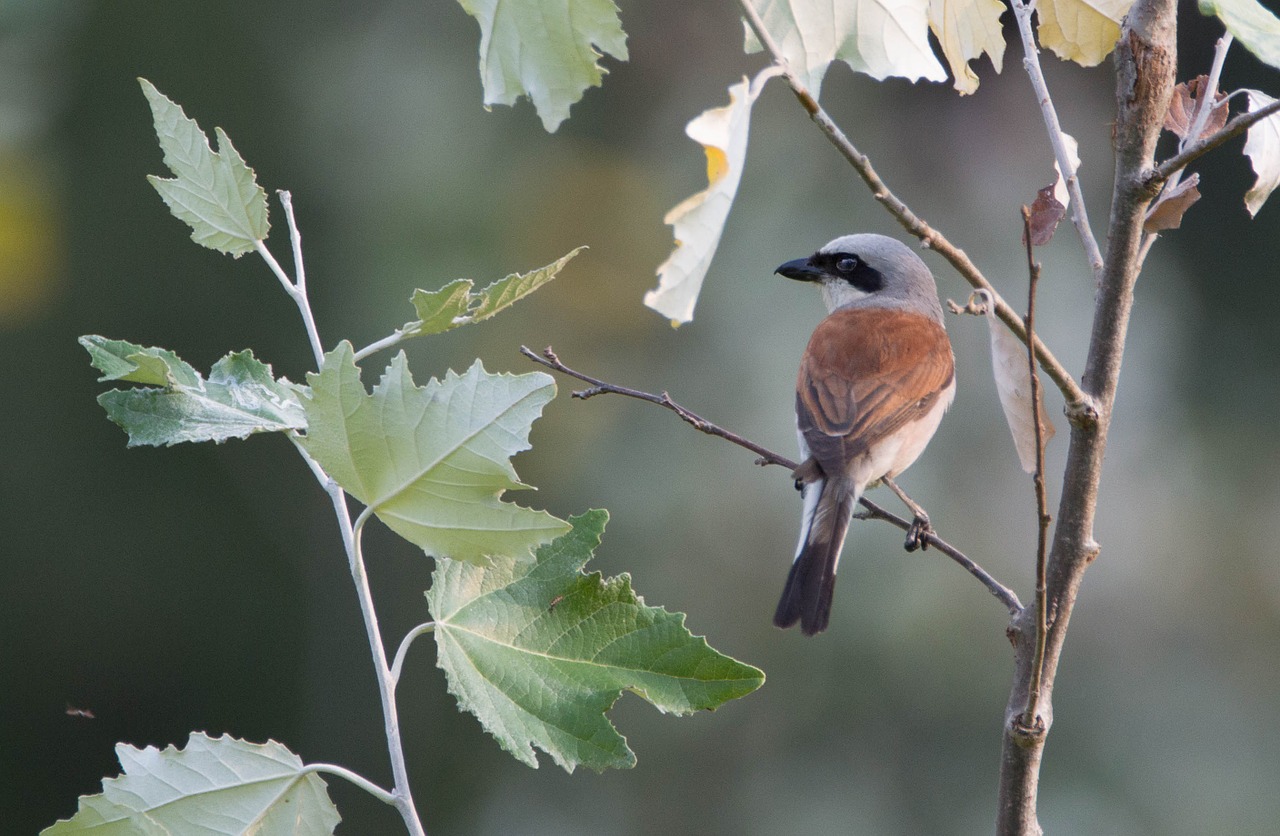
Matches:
[773,234,955,636]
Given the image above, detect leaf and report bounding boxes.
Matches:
[1199,0,1280,70]
[1036,0,1135,67]
[1243,90,1280,216]
[41,732,340,835]
[976,292,1055,473]
[1024,184,1067,246]
[1164,75,1229,140]
[403,248,583,339]
[139,79,270,257]
[743,0,946,95]
[300,343,569,564]
[1052,132,1081,209]
[456,0,628,132]
[927,0,1007,95]
[1144,173,1201,231]
[429,510,765,772]
[81,336,306,447]
[644,72,769,325]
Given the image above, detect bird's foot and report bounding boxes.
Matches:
[904,513,932,552]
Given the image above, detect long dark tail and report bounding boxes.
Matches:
[774,478,855,636]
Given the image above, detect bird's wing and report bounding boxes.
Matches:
[796,307,954,472]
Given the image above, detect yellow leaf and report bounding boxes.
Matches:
[927,0,1007,94]
[1037,0,1135,67]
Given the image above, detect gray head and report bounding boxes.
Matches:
[775,234,944,323]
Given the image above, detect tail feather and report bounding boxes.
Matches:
[774,478,855,635]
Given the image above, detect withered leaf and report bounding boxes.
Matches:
[1023,184,1067,247]
[1164,76,1229,140]
[1144,173,1201,232]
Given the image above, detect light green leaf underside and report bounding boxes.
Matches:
[300,343,569,564]
[140,78,269,256]
[1199,0,1280,70]
[429,511,766,773]
[404,247,584,338]
[41,733,340,835]
[81,336,306,447]
[744,0,946,97]
[457,0,628,131]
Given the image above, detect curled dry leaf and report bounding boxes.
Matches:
[1144,173,1202,232]
[1164,75,1229,140]
[1024,184,1067,246]
[975,290,1056,474]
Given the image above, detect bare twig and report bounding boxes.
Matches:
[1018,208,1052,737]
[1010,0,1105,278]
[735,0,1090,417]
[522,345,1023,614]
[1149,94,1280,187]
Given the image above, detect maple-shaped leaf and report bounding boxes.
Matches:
[429,510,765,772]
[645,72,769,325]
[403,248,583,338]
[1144,174,1202,232]
[300,343,569,564]
[1164,75,1229,140]
[42,733,339,835]
[1243,90,1280,216]
[1036,0,1135,67]
[1199,0,1280,70]
[744,0,945,95]
[140,79,269,257]
[927,0,1007,95]
[457,0,628,132]
[82,336,306,447]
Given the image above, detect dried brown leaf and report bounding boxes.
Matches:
[1164,76,1229,140]
[1144,173,1201,232]
[1023,184,1067,246]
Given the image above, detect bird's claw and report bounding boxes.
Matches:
[904,514,932,552]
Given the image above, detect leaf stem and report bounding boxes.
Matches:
[353,330,407,363]
[304,763,398,806]
[391,622,437,687]
[276,191,327,367]
[1010,0,1105,279]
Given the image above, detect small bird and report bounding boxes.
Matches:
[773,234,955,636]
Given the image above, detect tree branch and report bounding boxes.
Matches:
[1149,95,1280,186]
[522,345,1023,615]
[735,0,1092,418]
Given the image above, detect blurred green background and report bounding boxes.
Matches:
[3,1,1279,833]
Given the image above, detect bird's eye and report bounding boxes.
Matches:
[836,256,859,273]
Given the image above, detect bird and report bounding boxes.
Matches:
[773,234,955,636]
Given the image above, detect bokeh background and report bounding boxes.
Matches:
[3,1,1279,833]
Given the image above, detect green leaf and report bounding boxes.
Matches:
[140,78,270,257]
[41,733,340,835]
[457,0,627,131]
[403,248,583,338]
[300,343,569,563]
[81,336,306,447]
[1200,0,1280,69]
[744,0,946,96]
[429,510,766,772]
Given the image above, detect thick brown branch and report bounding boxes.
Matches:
[736,0,1090,417]
[522,345,1023,615]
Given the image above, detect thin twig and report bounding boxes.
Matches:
[1019,208,1052,735]
[523,345,1023,614]
[735,0,1091,417]
[1010,0,1105,279]
[1149,93,1280,188]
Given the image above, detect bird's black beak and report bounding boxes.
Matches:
[776,258,824,282]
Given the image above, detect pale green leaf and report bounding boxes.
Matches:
[927,0,1007,94]
[41,733,340,835]
[300,343,569,563]
[744,0,946,96]
[82,336,306,447]
[457,0,627,131]
[1200,0,1280,69]
[403,248,583,338]
[1036,0,1135,66]
[645,72,768,325]
[1243,90,1280,216]
[429,511,765,772]
[140,78,269,256]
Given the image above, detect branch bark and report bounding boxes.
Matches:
[995,2,1178,833]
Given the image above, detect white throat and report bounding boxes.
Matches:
[820,279,869,313]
